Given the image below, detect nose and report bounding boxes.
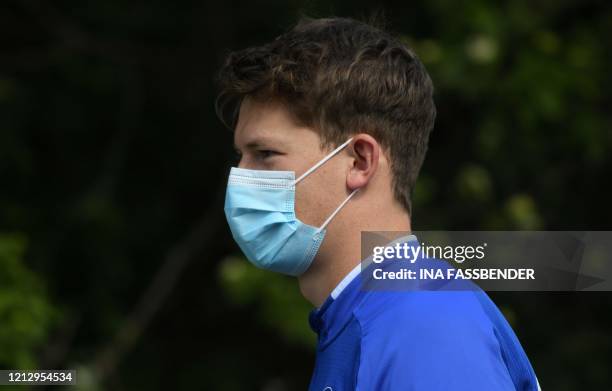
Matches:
[236,155,259,170]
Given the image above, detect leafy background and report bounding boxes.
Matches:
[1,0,611,390]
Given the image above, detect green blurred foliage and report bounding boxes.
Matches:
[0,234,57,369]
[219,256,316,348]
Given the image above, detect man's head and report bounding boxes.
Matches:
[216,17,435,221]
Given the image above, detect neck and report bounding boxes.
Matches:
[298,201,411,306]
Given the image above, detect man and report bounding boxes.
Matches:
[216,16,540,390]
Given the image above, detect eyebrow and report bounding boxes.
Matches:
[234,135,282,152]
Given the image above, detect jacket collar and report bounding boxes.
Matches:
[308,234,418,347]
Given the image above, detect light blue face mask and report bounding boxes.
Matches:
[224,138,359,276]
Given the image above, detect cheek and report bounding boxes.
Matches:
[294,179,323,226]
[294,163,346,226]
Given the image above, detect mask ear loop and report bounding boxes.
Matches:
[293,138,354,185]
[315,188,360,234]
[290,137,359,233]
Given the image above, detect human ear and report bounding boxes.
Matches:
[346,134,380,191]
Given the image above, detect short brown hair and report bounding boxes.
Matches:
[215,16,436,214]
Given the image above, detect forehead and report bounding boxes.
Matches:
[234,98,299,147]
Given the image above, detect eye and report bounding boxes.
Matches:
[233,149,243,163]
[257,149,278,159]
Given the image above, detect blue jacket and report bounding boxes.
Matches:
[308,256,539,390]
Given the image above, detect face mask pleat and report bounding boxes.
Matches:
[225,184,294,213]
